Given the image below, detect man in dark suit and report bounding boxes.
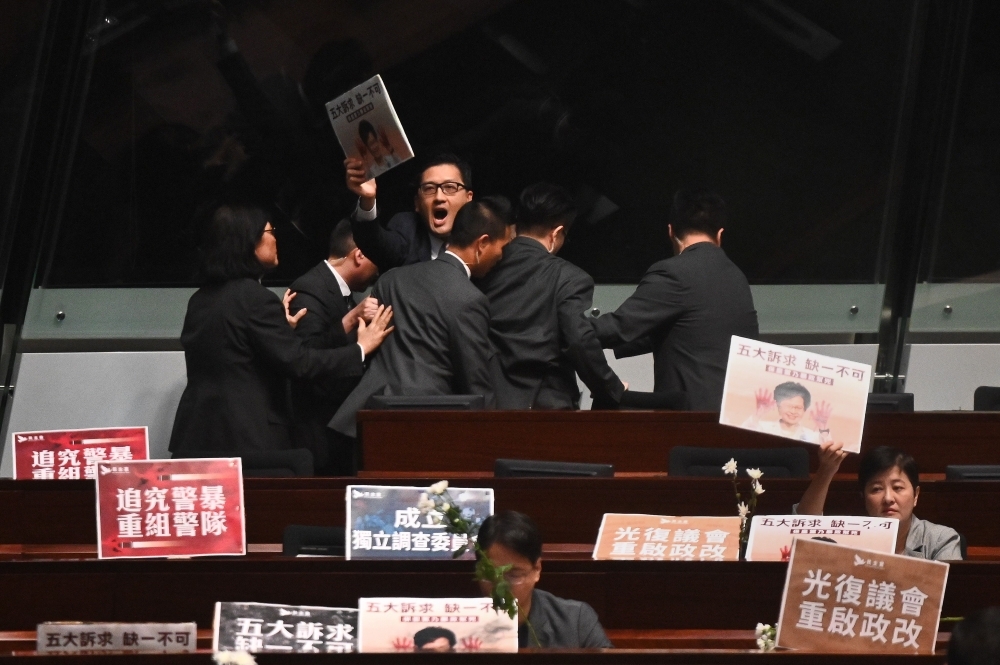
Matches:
[590,189,758,411]
[288,219,380,474]
[330,197,512,438]
[344,153,474,271]
[477,183,625,409]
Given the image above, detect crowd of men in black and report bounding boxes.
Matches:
[167,152,759,474]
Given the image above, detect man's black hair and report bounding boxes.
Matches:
[858,446,919,491]
[328,218,357,258]
[448,196,511,248]
[948,607,1000,665]
[358,120,377,144]
[416,152,472,191]
[413,627,456,649]
[516,182,578,235]
[199,205,269,284]
[773,382,812,409]
[477,510,542,564]
[670,188,727,239]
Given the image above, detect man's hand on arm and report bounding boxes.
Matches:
[341,296,380,334]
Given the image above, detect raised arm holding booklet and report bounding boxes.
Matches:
[326,74,414,179]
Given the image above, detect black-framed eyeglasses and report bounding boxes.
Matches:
[418,181,466,196]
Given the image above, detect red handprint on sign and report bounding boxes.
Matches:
[460,636,483,651]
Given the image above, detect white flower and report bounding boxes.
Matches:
[754,481,765,495]
[737,502,749,518]
[429,480,449,495]
[440,502,450,513]
[417,493,435,513]
[746,468,763,480]
[756,637,767,650]
[755,623,771,638]
[214,652,257,665]
[722,458,738,475]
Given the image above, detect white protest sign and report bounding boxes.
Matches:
[746,514,898,561]
[720,336,871,453]
[37,622,196,653]
[346,485,493,560]
[358,598,517,653]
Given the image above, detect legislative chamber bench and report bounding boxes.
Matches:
[357,410,1000,474]
[2,476,998,551]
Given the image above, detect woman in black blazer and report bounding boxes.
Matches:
[168,205,392,454]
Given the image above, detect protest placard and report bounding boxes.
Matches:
[593,514,741,561]
[37,622,196,654]
[346,485,493,560]
[719,336,871,453]
[775,538,948,654]
[326,74,414,179]
[746,514,898,561]
[12,427,148,480]
[95,458,245,559]
[213,602,357,654]
[358,598,517,653]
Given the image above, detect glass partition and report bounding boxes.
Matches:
[911,0,1000,333]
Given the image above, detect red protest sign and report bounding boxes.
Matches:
[95,458,246,559]
[12,427,149,481]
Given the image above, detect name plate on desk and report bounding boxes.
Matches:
[593,514,741,561]
[746,514,898,561]
[214,602,357,654]
[37,622,196,653]
[12,427,148,480]
[358,597,517,653]
[776,538,948,654]
[95,458,246,559]
[346,485,493,560]
[719,337,871,453]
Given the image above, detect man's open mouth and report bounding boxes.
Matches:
[433,208,448,221]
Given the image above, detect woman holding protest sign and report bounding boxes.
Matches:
[796,443,963,561]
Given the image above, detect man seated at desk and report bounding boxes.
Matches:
[477,511,613,649]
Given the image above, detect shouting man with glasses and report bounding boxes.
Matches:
[344,153,474,272]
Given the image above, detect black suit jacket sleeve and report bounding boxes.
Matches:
[558,271,625,403]
[246,287,364,380]
[291,289,351,350]
[592,265,684,358]
[351,211,412,273]
[449,297,496,408]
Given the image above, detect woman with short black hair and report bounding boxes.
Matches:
[169,205,393,456]
[797,442,962,561]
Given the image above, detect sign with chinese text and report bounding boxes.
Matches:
[775,539,948,654]
[326,74,414,179]
[346,485,493,560]
[213,602,357,654]
[719,337,871,453]
[37,622,196,654]
[95,458,245,559]
[746,514,898,562]
[593,514,741,561]
[12,427,148,481]
[358,598,517,653]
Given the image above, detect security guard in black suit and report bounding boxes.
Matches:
[590,189,759,411]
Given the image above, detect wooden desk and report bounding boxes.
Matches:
[0,557,995,635]
[0,650,951,663]
[357,410,1000,474]
[2,477,998,546]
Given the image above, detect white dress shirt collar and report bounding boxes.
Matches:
[444,250,471,279]
[324,260,353,297]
